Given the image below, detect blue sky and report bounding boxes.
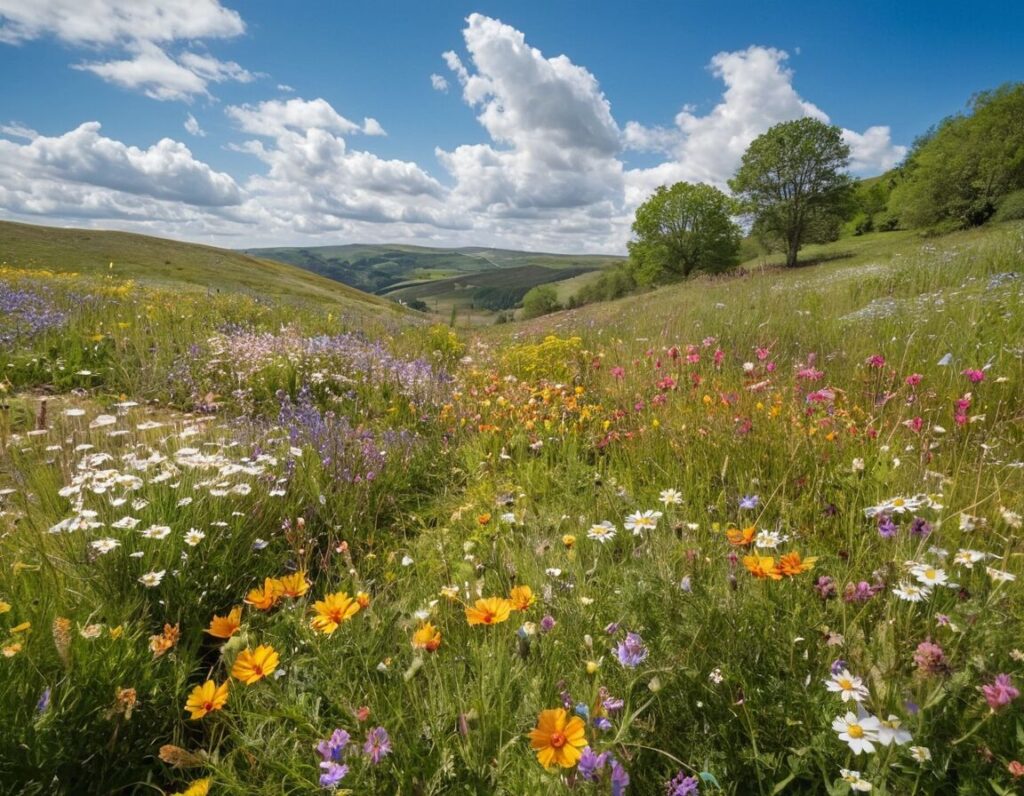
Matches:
[0,0,1020,252]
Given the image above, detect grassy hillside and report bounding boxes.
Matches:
[245,242,623,306]
[0,220,404,314]
[1,216,1022,794]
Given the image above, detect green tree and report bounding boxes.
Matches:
[627,182,741,284]
[729,118,853,267]
[890,83,1024,228]
[520,284,561,319]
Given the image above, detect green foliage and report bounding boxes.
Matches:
[890,83,1024,229]
[627,182,741,284]
[520,285,561,319]
[572,265,637,306]
[730,118,854,266]
[994,188,1024,223]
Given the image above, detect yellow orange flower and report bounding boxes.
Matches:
[2,642,22,657]
[411,621,441,652]
[11,621,31,633]
[727,525,757,546]
[562,534,576,549]
[277,572,309,599]
[528,708,588,769]
[778,551,818,576]
[310,591,361,635]
[205,606,242,639]
[356,591,371,609]
[477,513,492,525]
[184,680,229,720]
[465,597,513,626]
[244,578,282,611]
[231,644,280,685]
[149,623,180,658]
[509,585,536,612]
[0,600,10,614]
[743,555,783,580]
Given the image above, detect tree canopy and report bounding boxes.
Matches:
[729,118,853,267]
[627,182,741,284]
[889,83,1024,229]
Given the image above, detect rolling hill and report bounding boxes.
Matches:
[243,242,624,313]
[0,220,404,315]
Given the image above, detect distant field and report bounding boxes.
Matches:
[0,220,405,317]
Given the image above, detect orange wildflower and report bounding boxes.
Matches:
[231,644,280,685]
[277,572,309,598]
[743,555,783,580]
[528,708,587,769]
[205,606,242,639]
[311,591,361,635]
[727,525,757,546]
[244,578,282,611]
[184,680,229,720]
[778,551,818,576]
[509,585,536,612]
[149,623,180,658]
[465,597,513,626]
[411,621,441,652]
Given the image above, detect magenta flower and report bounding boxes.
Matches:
[866,354,886,368]
[905,373,923,387]
[913,640,949,676]
[982,674,1019,710]
[962,368,985,383]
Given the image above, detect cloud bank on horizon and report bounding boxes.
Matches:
[0,1,907,253]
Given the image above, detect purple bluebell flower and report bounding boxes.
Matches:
[830,659,848,676]
[540,615,556,632]
[319,762,348,789]
[593,716,613,731]
[578,747,608,781]
[616,632,649,668]
[909,517,932,538]
[363,726,392,764]
[611,760,630,796]
[36,688,51,714]
[877,514,897,538]
[316,729,350,762]
[666,771,700,795]
[739,495,760,510]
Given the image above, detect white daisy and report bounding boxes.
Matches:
[90,538,120,554]
[111,516,140,529]
[141,525,171,540]
[986,566,1016,583]
[840,769,873,792]
[587,521,617,543]
[825,670,869,703]
[138,570,165,588]
[910,565,948,587]
[876,715,912,746]
[624,510,662,535]
[183,529,205,546]
[659,488,683,506]
[953,549,987,569]
[909,746,931,763]
[832,710,881,754]
[754,530,787,549]
[892,582,932,602]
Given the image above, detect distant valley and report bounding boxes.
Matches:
[243,243,623,315]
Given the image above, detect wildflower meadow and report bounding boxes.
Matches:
[1,222,1023,795]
